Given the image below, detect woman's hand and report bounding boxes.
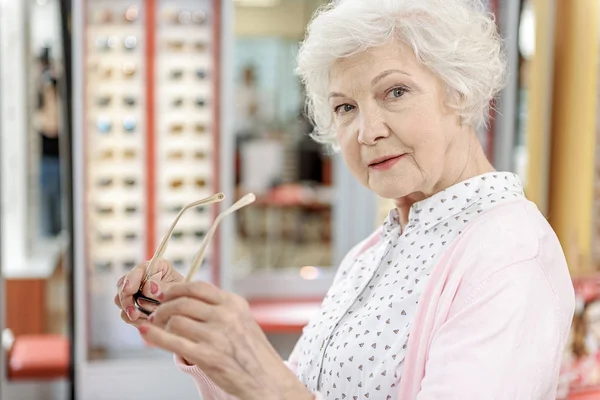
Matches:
[139,281,314,400]
[114,259,184,326]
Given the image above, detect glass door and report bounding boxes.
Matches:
[0,31,5,398]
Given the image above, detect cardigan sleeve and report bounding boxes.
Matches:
[415,258,574,400]
[173,348,325,400]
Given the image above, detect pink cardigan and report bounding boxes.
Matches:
[177,200,575,399]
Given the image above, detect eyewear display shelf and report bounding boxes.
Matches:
[73,0,224,398]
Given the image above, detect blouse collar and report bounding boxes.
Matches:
[382,172,524,234]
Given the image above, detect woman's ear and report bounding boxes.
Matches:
[439,85,463,116]
[440,87,467,129]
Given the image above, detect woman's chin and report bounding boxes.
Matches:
[370,184,413,200]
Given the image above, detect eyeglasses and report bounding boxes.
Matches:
[168,68,209,81]
[95,117,137,134]
[94,205,140,215]
[166,149,208,161]
[98,148,138,161]
[163,39,208,53]
[169,96,210,109]
[93,62,138,80]
[168,177,208,189]
[91,5,140,24]
[96,177,139,188]
[92,62,138,80]
[95,95,138,108]
[167,122,208,135]
[160,9,208,25]
[96,231,140,243]
[94,261,113,273]
[94,35,138,51]
[133,193,256,316]
[169,230,206,240]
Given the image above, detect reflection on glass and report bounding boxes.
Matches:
[232,0,335,279]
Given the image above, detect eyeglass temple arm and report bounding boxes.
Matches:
[142,192,226,286]
[186,193,256,282]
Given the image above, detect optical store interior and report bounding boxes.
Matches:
[1,0,600,399]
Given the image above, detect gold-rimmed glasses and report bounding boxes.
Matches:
[133,192,256,316]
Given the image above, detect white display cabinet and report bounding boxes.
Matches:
[72,0,227,398]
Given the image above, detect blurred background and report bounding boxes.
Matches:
[0,0,598,399]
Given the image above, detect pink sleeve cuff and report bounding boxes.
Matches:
[174,354,324,400]
[174,354,231,398]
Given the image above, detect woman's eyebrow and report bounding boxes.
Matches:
[371,69,411,86]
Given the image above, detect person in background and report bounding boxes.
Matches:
[116,1,575,399]
[35,46,62,237]
[234,65,260,187]
[235,65,260,135]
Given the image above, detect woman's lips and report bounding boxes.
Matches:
[368,155,404,171]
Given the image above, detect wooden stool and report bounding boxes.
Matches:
[8,334,69,380]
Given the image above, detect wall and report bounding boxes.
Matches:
[30,0,63,59]
[235,0,316,39]
[0,0,28,273]
[548,0,598,275]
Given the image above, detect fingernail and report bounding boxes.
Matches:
[157,292,164,301]
[138,325,149,335]
[126,306,134,319]
[148,313,155,323]
[150,281,159,295]
[123,279,129,290]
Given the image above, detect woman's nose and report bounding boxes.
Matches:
[357,107,390,145]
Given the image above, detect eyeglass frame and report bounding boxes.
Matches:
[133,192,255,316]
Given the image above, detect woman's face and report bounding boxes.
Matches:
[329,40,465,199]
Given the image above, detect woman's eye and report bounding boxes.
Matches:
[388,87,407,99]
[334,104,355,115]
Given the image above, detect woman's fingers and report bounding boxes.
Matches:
[162,315,218,344]
[151,297,215,328]
[138,323,203,364]
[119,310,147,327]
[162,281,225,305]
[140,274,166,299]
[116,292,148,326]
[117,262,149,320]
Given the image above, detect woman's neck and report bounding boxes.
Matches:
[394,129,495,227]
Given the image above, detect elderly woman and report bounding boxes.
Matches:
[115,0,575,398]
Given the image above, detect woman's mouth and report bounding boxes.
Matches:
[368,154,404,171]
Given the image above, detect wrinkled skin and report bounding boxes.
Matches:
[115,260,312,400]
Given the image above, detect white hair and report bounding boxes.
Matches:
[296,0,507,149]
